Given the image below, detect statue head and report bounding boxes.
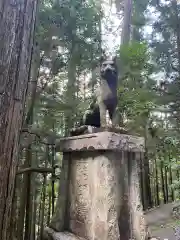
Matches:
[100,55,118,80]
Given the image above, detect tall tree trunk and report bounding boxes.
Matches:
[51,144,55,216]
[24,145,33,240]
[65,48,77,134]
[164,165,169,202]
[0,1,38,239]
[40,146,48,240]
[17,42,41,240]
[168,149,174,201]
[139,153,145,209]
[120,0,132,45]
[172,0,180,75]
[40,175,47,240]
[47,189,52,225]
[160,159,166,204]
[154,154,160,206]
[37,190,43,240]
[10,178,19,240]
[31,188,38,240]
[17,160,29,240]
[116,0,133,126]
[143,149,153,209]
[143,119,153,209]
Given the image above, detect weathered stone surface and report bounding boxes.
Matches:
[46,132,148,240]
[68,151,122,240]
[44,227,85,240]
[129,152,150,239]
[56,132,145,153]
[47,150,123,240]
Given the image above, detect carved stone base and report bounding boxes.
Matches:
[46,132,150,240]
[43,227,85,240]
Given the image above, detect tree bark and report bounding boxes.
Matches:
[120,0,132,45]
[65,49,77,134]
[0,0,38,239]
[154,154,160,206]
[144,119,153,209]
[172,0,180,75]
[139,153,145,210]
[17,44,41,240]
[168,154,174,202]
[160,159,166,204]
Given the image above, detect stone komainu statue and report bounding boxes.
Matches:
[70,55,119,136]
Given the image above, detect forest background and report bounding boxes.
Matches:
[0,0,180,239]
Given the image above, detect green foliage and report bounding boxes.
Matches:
[31,0,102,134]
[116,41,157,131]
[15,0,180,238]
[120,41,149,68]
[38,0,102,67]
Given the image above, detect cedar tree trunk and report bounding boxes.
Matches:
[0,0,38,239]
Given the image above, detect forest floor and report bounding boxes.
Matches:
[145,201,180,239]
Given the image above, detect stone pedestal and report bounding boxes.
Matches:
[44,132,150,240]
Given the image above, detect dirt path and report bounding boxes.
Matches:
[150,225,176,240]
[145,201,180,239]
